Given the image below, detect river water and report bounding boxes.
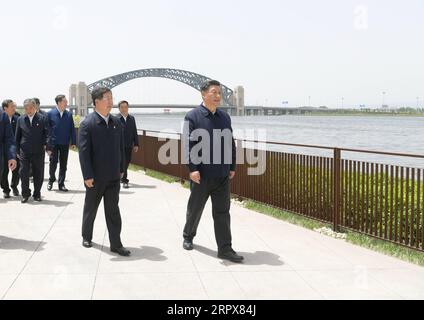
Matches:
[131,113,423,168]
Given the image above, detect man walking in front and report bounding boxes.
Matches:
[1,100,20,198]
[78,87,130,257]
[182,80,244,263]
[15,99,52,203]
[47,95,76,192]
[118,100,139,189]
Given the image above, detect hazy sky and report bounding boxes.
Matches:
[0,0,423,108]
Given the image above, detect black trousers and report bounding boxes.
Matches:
[183,176,232,252]
[49,144,69,186]
[20,152,45,198]
[0,155,3,189]
[82,179,123,249]
[1,156,20,193]
[121,147,133,183]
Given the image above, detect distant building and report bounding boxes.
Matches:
[69,82,91,117]
[233,86,245,116]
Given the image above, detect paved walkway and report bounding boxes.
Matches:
[1,151,424,300]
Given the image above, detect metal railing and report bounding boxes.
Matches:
[129,129,424,252]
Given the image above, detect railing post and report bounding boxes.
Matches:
[333,148,341,232]
[236,139,243,198]
[142,130,147,172]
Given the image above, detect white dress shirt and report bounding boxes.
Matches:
[28,114,35,126]
[120,114,128,122]
[57,107,64,118]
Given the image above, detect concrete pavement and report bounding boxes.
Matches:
[1,151,424,300]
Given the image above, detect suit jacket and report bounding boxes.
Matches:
[48,108,76,146]
[183,104,236,178]
[38,110,48,117]
[0,111,16,161]
[78,112,125,182]
[118,114,139,148]
[8,114,19,135]
[15,113,51,156]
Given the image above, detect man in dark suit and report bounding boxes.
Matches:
[47,95,76,192]
[0,108,17,192]
[78,87,130,257]
[182,80,244,263]
[29,98,48,182]
[118,100,139,189]
[15,99,52,203]
[1,100,20,198]
[33,98,48,117]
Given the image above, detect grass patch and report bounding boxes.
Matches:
[242,200,424,267]
[345,232,424,267]
[243,200,329,231]
[146,169,180,184]
[128,164,190,188]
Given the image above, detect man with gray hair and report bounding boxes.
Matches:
[15,99,52,203]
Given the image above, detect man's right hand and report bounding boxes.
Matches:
[85,179,94,188]
[8,159,17,172]
[190,171,201,184]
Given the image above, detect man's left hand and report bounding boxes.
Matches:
[133,146,139,153]
[229,171,236,180]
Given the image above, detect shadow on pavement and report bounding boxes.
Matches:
[194,244,285,266]
[92,243,168,262]
[0,236,46,252]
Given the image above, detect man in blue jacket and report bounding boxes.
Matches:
[47,95,76,192]
[0,108,17,191]
[78,87,130,257]
[182,80,243,263]
[1,100,20,198]
[118,100,139,189]
[15,99,52,203]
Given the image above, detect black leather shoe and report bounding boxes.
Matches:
[33,196,42,202]
[183,239,194,251]
[82,240,92,248]
[12,188,19,197]
[123,182,129,189]
[111,247,131,256]
[59,186,69,192]
[21,197,29,204]
[218,249,244,263]
[3,192,11,199]
[47,183,53,191]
